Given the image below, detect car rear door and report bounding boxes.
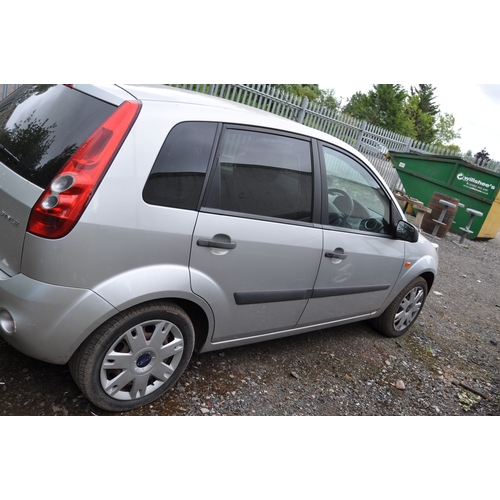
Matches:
[190,126,323,343]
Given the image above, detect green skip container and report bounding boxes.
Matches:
[390,152,500,239]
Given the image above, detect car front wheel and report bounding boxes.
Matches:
[371,277,428,338]
[69,301,194,412]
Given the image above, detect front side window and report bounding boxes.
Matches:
[143,121,217,210]
[205,128,313,222]
[323,145,391,234]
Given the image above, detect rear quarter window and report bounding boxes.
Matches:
[143,121,218,210]
[0,85,116,188]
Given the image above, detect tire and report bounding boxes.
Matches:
[69,301,195,412]
[371,277,428,338]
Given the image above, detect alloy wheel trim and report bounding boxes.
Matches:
[393,285,425,332]
[99,319,184,401]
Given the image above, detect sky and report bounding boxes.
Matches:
[318,83,500,161]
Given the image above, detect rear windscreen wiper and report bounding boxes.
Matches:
[0,143,20,163]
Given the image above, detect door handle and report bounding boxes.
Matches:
[325,250,347,260]
[197,237,237,250]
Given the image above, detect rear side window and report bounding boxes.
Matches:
[0,85,116,188]
[143,121,218,210]
[204,128,313,222]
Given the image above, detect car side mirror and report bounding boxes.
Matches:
[396,220,419,242]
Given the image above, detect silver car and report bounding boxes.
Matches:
[360,137,389,156]
[0,84,438,411]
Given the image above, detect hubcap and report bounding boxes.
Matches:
[393,286,425,332]
[100,319,184,401]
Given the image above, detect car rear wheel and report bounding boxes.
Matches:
[69,301,194,412]
[371,277,428,338]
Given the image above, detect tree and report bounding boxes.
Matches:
[274,84,340,112]
[434,112,461,146]
[411,84,439,116]
[371,84,410,133]
[316,88,340,112]
[342,91,376,122]
[343,84,414,136]
[278,83,463,154]
[406,85,440,142]
[404,93,436,143]
[274,84,321,102]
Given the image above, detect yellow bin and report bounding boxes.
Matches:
[480,190,500,238]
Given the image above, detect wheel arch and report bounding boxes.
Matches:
[167,298,211,353]
[81,296,212,356]
[94,296,213,356]
[89,264,215,354]
[66,296,213,366]
[420,271,435,292]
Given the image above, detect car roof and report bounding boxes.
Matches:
[115,84,364,158]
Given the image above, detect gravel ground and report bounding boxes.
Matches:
[1,228,499,416]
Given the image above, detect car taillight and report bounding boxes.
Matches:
[27,99,142,239]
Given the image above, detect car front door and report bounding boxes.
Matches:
[298,144,405,326]
[190,126,323,343]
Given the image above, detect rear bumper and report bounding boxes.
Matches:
[0,271,118,364]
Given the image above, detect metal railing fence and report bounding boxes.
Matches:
[168,84,500,184]
[1,84,20,100]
